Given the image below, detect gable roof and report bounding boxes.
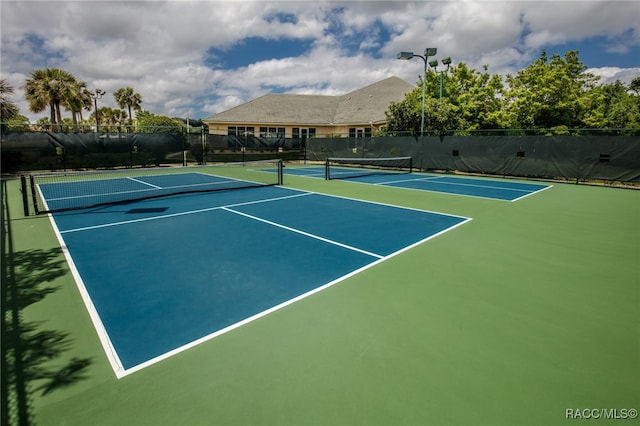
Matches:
[204,76,414,126]
[333,76,415,124]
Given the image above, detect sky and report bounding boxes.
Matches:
[1,0,639,123]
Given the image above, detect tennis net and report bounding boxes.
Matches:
[325,157,413,180]
[24,159,283,215]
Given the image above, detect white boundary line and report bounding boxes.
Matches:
[289,166,552,202]
[377,175,445,185]
[338,174,548,202]
[59,192,312,234]
[47,177,245,202]
[297,187,470,221]
[40,186,126,377]
[117,212,471,378]
[378,175,538,193]
[43,169,279,205]
[509,184,554,202]
[46,184,471,378]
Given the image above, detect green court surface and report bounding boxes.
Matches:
[2,169,639,426]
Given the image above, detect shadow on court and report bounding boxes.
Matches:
[1,180,93,426]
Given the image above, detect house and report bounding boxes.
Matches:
[203,76,414,139]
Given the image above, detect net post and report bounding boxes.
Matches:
[278,160,284,185]
[409,157,413,173]
[29,175,40,215]
[20,175,30,216]
[325,158,330,180]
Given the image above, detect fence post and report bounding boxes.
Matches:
[20,175,29,216]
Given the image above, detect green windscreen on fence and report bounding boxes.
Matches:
[1,131,185,171]
[306,135,640,182]
[0,131,303,172]
[2,131,639,182]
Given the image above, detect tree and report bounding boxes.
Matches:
[385,62,504,134]
[90,107,128,132]
[113,87,142,130]
[424,97,462,133]
[385,85,423,136]
[445,63,505,130]
[135,110,183,133]
[5,114,31,131]
[503,50,599,129]
[630,76,640,96]
[601,81,640,128]
[23,68,77,130]
[1,79,20,127]
[64,80,94,127]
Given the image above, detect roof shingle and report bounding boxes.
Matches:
[204,76,414,125]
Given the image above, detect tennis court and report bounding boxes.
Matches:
[2,161,638,426]
[286,161,550,201]
[31,166,470,376]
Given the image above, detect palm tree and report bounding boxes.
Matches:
[64,80,94,130]
[23,68,77,131]
[91,107,127,132]
[1,79,20,125]
[113,87,142,131]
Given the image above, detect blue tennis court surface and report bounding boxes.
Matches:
[44,174,470,377]
[286,166,550,201]
[37,171,266,212]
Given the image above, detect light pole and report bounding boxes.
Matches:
[429,57,452,98]
[92,89,105,132]
[397,48,437,170]
[185,114,189,166]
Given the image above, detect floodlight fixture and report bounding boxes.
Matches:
[428,59,438,68]
[441,57,452,66]
[397,51,415,60]
[396,47,438,169]
[92,89,106,132]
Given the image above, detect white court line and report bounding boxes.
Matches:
[335,173,549,202]
[117,214,472,378]
[509,184,553,202]
[297,188,470,220]
[59,192,313,234]
[222,206,384,259]
[46,178,242,202]
[45,206,126,376]
[127,176,162,189]
[377,175,535,193]
[50,185,473,378]
[377,175,445,185]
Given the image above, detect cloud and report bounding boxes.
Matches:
[588,66,640,85]
[1,0,638,123]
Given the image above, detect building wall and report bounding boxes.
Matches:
[207,122,384,138]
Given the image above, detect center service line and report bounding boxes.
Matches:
[221,206,385,260]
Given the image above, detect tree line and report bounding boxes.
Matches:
[0,68,188,132]
[385,50,640,135]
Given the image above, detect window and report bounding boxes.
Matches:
[260,127,286,138]
[349,127,372,138]
[293,128,316,139]
[229,126,254,136]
